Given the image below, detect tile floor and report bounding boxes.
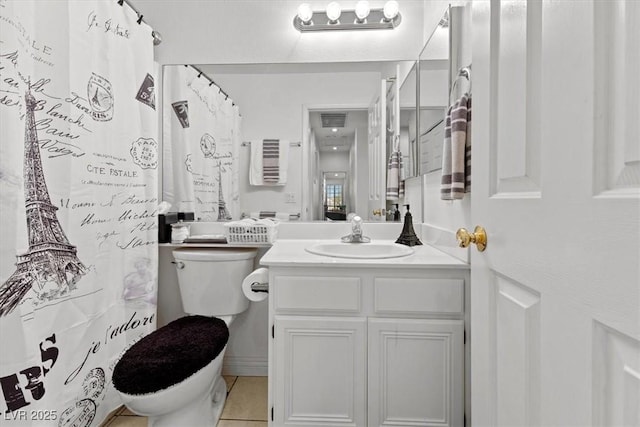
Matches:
[100,376,268,427]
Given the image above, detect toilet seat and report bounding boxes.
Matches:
[112,315,228,395]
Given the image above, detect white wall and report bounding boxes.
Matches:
[421,68,449,105]
[132,0,425,65]
[421,2,472,240]
[320,151,350,174]
[211,71,380,216]
[423,1,452,46]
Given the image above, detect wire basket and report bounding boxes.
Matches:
[224,219,279,244]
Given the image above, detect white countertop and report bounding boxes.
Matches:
[159,242,271,248]
[260,239,469,269]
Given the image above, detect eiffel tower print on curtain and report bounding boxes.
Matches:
[217,164,232,221]
[0,90,87,316]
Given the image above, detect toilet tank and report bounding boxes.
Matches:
[172,248,258,316]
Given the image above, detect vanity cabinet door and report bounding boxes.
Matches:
[274,316,367,427]
[368,318,464,427]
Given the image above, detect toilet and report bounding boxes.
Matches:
[112,248,258,427]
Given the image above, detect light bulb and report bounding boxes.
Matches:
[333,147,338,150]
[355,0,370,22]
[297,3,313,24]
[383,0,399,21]
[326,2,341,23]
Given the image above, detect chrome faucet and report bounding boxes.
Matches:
[341,215,371,243]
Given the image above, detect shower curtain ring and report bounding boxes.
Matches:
[137,14,143,24]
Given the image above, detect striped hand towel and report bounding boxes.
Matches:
[441,94,471,200]
[249,140,290,186]
[386,149,405,200]
[249,211,294,221]
[262,139,280,183]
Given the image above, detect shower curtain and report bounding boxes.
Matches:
[162,65,241,221]
[0,1,158,425]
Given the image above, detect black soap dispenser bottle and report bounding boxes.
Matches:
[395,205,423,247]
[393,204,400,222]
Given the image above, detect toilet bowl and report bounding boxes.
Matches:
[112,248,258,427]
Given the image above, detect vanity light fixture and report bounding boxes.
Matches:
[326,2,342,24]
[333,146,338,150]
[332,128,338,132]
[293,0,401,32]
[354,0,370,22]
[382,0,399,21]
[297,3,314,25]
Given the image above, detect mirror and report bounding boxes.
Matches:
[162,61,420,222]
[418,10,450,176]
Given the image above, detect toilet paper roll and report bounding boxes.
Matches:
[242,268,269,302]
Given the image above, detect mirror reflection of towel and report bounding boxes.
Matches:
[249,211,293,221]
[262,140,279,183]
[386,150,405,200]
[249,139,290,186]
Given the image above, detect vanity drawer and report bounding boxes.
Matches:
[274,275,362,314]
[374,278,464,316]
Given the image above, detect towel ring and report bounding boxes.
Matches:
[450,65,472,100]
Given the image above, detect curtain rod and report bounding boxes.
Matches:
[117,0,162,45]
[186,65,236,107]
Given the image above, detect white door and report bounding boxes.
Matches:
[471,1,640,426]
[368,79,387,220]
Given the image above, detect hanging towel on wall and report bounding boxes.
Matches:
[386,136,405,200]
[441,94,472,200]
[249,211,294,221]
[249,139,290,185]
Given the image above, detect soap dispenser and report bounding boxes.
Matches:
[395,205,422,246]
[393,204,400,222]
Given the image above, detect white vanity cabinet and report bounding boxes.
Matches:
[265,260,468,427]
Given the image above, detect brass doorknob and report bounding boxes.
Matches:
[456,226,487,252]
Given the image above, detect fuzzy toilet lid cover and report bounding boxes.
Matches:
[112,315,229,395]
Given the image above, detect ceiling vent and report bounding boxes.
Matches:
[320,113,347,128]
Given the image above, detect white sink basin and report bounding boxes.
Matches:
[305,242,414,259]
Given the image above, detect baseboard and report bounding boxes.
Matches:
[222,356,268,376]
